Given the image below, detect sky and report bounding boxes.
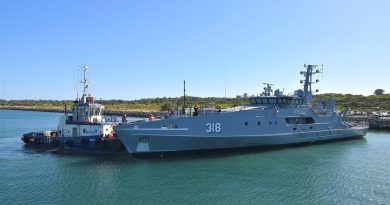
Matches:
[1,0,389,100]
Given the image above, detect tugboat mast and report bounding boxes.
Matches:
[80,65,90,103]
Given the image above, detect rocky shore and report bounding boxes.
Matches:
[345,115,390,130]
[0,106,166,118]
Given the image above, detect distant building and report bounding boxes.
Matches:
[236,93,249,98]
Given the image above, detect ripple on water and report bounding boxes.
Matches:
[1,110,390,204]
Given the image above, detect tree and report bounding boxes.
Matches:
[160,102,174,112]
[374,89,385,96]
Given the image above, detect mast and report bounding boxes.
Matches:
[224,70,227,104]
[183,80,186,111]
[300,64,323,104]
[80,65,90,103]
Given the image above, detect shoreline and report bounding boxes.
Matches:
[1,106,389,130]
[0,106,166,118]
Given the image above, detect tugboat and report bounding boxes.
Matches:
[114,64,369,156]
[21,66,126,154]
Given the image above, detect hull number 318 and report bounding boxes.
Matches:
[206,123,221,133]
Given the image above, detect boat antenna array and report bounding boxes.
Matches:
[262,83,274,96]
[300,64,324,104]
[80,65,90,103]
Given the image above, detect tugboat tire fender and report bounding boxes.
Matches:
[65,139,74,147]
[51,139,60,147]
[21,135,30,143]
[81,138,89,146]
[95,137,105,149]
[110,139,123,151]
[35,138,43,145]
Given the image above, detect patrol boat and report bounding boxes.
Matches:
[21,66,125,154]
[114,65,368,155]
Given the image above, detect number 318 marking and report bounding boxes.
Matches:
[206,123,221,133]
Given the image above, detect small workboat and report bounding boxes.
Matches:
[21,65,126,154]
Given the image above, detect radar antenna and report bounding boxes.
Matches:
[262,83,274,96]
[300,64,324,104]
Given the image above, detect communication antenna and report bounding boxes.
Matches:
[300,64,324,104]
[73,74,79,100]
[262,83,274,96]
[224,69,227,104]
[80,65,89,96]
[78,65,90,103]
[183,80,186,110]
[73,66,81,100]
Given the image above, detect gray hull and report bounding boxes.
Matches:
[116,124,368,154]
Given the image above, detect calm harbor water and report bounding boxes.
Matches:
[0,110,389,205]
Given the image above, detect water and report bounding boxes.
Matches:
[0,110,389,205]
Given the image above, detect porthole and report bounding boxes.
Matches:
[257,121,261,126]
[245,122,249,126]
[269,122,272,125]
[275,121,277,125]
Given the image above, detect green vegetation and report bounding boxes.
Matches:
[313,93,390,111]
[374,89,385,96]
[1,93,390,112]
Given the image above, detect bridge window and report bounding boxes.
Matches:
[268,98,277,104]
